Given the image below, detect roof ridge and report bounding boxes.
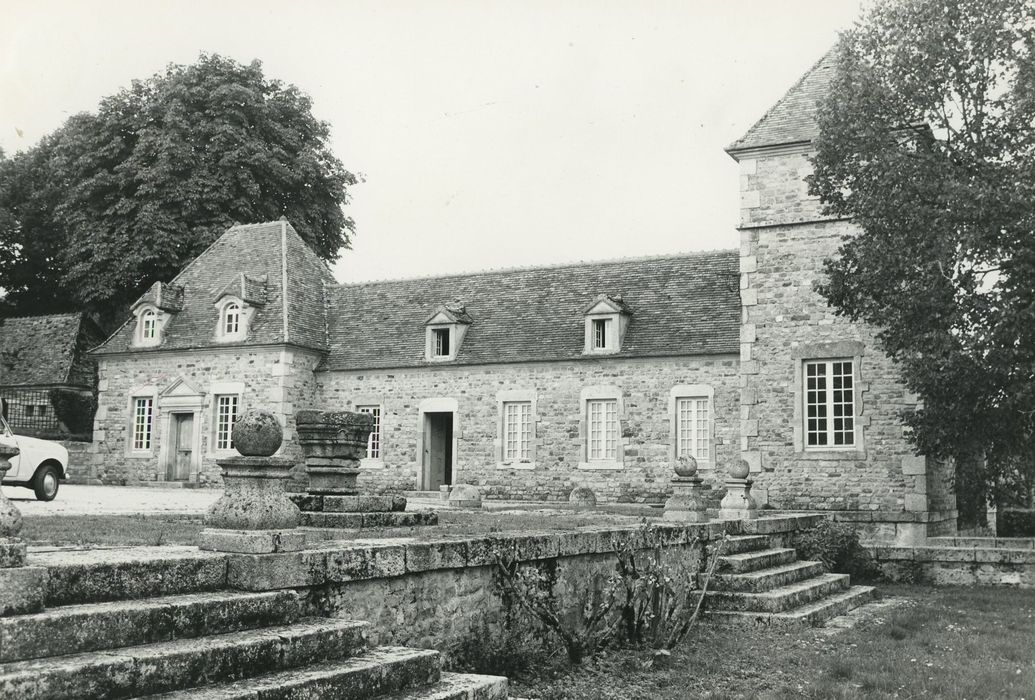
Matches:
[333,248,738,288]
[726,44,839,154]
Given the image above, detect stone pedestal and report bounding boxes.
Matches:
[0,443,47,615]
[663,476,709,522]
[718,478,759,521]
[200,411,304,553]
[294,410,438,528]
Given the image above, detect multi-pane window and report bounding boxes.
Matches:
[804,359,855,447]
[215,394,239,450]
[587,399,618,460]
[592,319,609,349]
[141,310,157,340]
[433,328,450,357]
[676,397,710,461]
[357,405,381,459]
[223,303,241,336]
[132,397,154,450]
[503,401,533,461]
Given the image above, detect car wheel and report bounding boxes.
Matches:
[33,464,60,501]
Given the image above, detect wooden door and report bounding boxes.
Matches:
[168,413,193,481]
[423,412,453,490]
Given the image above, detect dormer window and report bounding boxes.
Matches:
[583,294,632,355]
[130,281,184,348]
[213,274,267,343]
[425,301,472,362]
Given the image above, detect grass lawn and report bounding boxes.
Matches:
[507,585,1035,699]
[20,514,205,547]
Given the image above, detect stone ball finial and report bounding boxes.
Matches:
[674,455,698,478]
[231,410,283,457]
[729,459,751,480]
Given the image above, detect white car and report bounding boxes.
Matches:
[0,415,69,501]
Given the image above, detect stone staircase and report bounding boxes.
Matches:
[0,551,507,699]
[704,535,876,626]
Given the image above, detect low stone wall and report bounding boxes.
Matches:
[870,539,1035,587]
[290,515,822,656]
[828,509,958,545]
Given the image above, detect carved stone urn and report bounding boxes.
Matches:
[295,410,374,496]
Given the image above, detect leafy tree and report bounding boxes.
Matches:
[809,0,1035,521]
[0,54,356,327]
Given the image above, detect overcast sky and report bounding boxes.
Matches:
[0,0,864,283]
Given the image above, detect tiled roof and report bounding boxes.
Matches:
[727,46,839,153]
[0,312,99,387]
[321,251,740,371]
[93,221,335,354]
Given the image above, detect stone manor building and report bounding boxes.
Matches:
[89,49,958,544]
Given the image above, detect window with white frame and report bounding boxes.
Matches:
[132,397,154,451]
[502,401,532,461]
[432,328,450,357]
[214,394,239,451]
[223,303,241,336]
[587,398,618,461]
[592,319,609,350]
[357,405,381,459]
[675,396,710,461]
[804,359,855,448]
[140,309,157,341]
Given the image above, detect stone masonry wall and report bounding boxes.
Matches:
[736,147,956,543]
[316,355,739,502]
[92,346,320,485]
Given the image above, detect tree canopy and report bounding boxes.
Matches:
[0,54,356,326]
[809,0,1035,513]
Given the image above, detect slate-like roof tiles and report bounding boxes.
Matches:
[321,251,740,371]
[727,46,839,153]
[0,312,94,387]
[94,221,335,354]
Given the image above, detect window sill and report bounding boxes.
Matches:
[360,457,385,469]
[126,450,155,459]
[578,460,623,471]
[497,461,536,470]
[797,449,867,461]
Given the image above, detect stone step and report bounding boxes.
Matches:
[711,535,770,556]
[0,590,302,663]
[141,646,441,699]
[28,547,228,607]
[715,547,797,574]
[301,511,439,529]
[0,618,369,699]
[383,672,509,700]
[706,560,827,593]
[706,573,851,613]
[706,585,878,628]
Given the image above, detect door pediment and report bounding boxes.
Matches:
[159,376,205,409]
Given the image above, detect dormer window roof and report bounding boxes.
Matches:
[425,300,472,362]
[583,294,632,355]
